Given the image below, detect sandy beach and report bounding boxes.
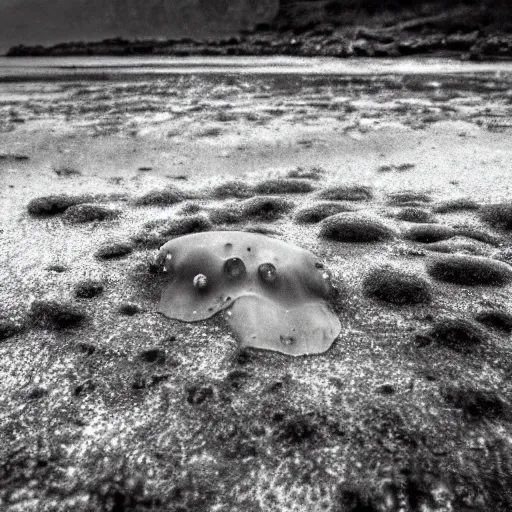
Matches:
[1,57,512,511]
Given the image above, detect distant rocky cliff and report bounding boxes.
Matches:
[4,0,512,58]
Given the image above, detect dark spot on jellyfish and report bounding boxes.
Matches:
[224,257,247,280]
[258,262,278,283]
[226,296,232,302]
[315,262,324,269]
[280,335,295,346]
[247,247,251,252]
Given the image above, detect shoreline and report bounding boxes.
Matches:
[5,29,512,61]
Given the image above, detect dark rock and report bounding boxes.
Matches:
[294,201,355,223]
[95,240,134,259]
[427,254,512,286]
[211,181,254,199]
[319,213,396,242]
[27,194,90,216]
[253,178,315,195]
[74,279,104,299]
[240,196,294,221]
[118,303,141,316]
[362,267,432,305]
[419,317,486,352]
[480,203,512,230]
[0,320,23,341]
[134,186,187,206]
[139,348,166,364]
[404,224,456,243]
[318,184,373,201]
[433,198,480,213]
[63,204,121,223]
[26,386,48,400]
[186,384,214,405]
[475,310,512,333]
[440,383,507,420]
[74,379,96,396]
[387,192,432,207]
[30,299,87,329]
[396,207,435,224]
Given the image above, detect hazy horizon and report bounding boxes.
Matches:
[0,0,279,54]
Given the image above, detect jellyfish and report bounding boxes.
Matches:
[154,231,341,356]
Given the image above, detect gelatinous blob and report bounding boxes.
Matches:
[156,231,341,356]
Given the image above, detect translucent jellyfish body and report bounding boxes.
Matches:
[155,231,341,356]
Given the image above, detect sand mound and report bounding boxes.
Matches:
[294,201,355,224]
[318,184,373,201]
[427,254,512,286]
[319,213,396,242]
[362,266,432,305]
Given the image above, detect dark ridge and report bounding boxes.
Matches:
[0,320,24,341]
[427,254,512,286]
[63,204,121,223]
[362,266,432,305]
[318,184,373,201]
[377,163,415,173]
[186,384,215,405]
[211,181,254,199]
[454,225,502,246]
[133,215,213,248]
[417,317,486,352]
[30,299,87,329]
[240,196,294,221]
[118,303,141,316]
[396,207,436,224]
[139,348,166,364]
[433,198,481,213]
[404,224,457,243]
[480,202,512,230]
[286,166,325,180]
[294,201,355,224]
[54,166,82,177]
[209,203,243,224]
[158,215,213,237]
[131,231,169,250]
[74,279,104,299]
[77,342,96,355]
[46,264,68,273]
[335,483,379,512]
[440,383,507,420]
[475,309,512,332]
[95,240,134,259]
[26,386,48,400]
[387,191,433,207]
[253,178,316,195]
[134,185,188,206]
[424,238,487,255]
[178,202,203,215]
[27,194,91,216]
[74,379,97,396]
[319,213,396,242]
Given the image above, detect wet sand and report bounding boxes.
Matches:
[1,61,512,511]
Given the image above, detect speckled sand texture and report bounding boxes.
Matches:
[1,68,512,512]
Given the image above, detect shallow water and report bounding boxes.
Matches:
[1,55,512,80]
